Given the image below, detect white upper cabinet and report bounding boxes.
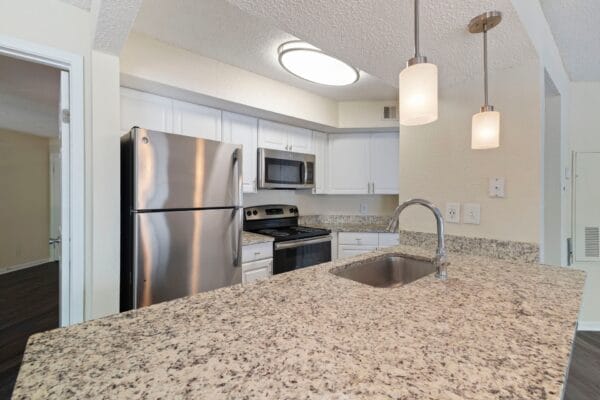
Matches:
[328,133,371,194]
[258,120,313,153]
[222,112,258,193]
[370,132,399,194]
[120,88,173,134]
[172,100,222,141]
[312,131,328,194]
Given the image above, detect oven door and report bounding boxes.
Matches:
[258,148,315,189]
[273,235,332,274]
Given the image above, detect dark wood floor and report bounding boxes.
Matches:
[0,262,58,400]
[0,263,598,399]
[564,331,600,399]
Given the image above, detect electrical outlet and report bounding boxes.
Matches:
[359,203,368,215]
[445,202,460,224]
[488,177,505,198]
[463,203,481,224]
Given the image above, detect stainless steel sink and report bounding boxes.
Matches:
[332,255,436,288]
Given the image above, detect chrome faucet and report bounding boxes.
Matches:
[387,198,448,280]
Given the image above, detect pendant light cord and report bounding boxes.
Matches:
[414,0,421,58]
[483,27,488,107]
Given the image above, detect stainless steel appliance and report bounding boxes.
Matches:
[120,127,243,311]
[257,148,315,189]
[243,205,331,274]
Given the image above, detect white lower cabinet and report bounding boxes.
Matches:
[337,232,400,259]
[241,242,273,284]
[242,258,273,284]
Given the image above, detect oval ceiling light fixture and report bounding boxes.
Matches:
[278,40,360,86]
[399,0,438,126]
[469,11,502,150]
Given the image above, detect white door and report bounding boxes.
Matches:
[312,131,328,194]
[258,120,288,151]
[120,88,173,133]
[574,152,600,261]
[222,112,258,193]
[287,125,313,153]
[370,132,399,194]
[328,133,370,194]
[173,100,222,140]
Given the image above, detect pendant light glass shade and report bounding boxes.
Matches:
[471,110,500,149]
[399,62,438,126]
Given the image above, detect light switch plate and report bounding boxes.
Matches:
[463,203,481,224]
[445,202,460,224]
[488,177,505,198]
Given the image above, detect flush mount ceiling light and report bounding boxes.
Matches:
[277,40,360,86]
[469,11,502,150]
[399,0,438,126]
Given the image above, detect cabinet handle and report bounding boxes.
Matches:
[372,182,375,193]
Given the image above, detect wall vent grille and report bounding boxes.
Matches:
[584,226,600,258]
[383,106,398,120]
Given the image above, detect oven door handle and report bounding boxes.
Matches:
[274,235,332,250]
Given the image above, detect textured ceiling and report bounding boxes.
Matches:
[133,0,397,101]
[540,0,600,81]
[225,0,536,89]
[0,55,60,137]
[60,0,91,10]
[92,0,143,55]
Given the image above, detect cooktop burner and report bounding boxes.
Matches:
[256,226,330,241]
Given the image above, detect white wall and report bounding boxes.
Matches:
[569,81,600,328]
[398,60,541,243]
[245,191,397,216]
[121,33,339,127]
[338,101,399,129]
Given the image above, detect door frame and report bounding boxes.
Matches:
[0,35,85,326]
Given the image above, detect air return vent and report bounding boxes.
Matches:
[584,226,600,258]
[383,105,398,120]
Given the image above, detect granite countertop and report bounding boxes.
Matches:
[306,222,392,233]
[13,246,585,399]
[242,231,274,246]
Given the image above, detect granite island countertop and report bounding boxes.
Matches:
[13,246,585,399]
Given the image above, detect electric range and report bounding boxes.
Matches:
[243,205,332,274]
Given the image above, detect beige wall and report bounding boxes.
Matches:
[398,60,542,243]
[245,191,397,216]
[0,129,50,270]
[569,81,600,327]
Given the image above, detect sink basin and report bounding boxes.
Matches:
[332,255,436,288]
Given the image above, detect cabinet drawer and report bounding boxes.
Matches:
[242,242,273,263]
[338,245,377,259]
[242,258,273,284]
[338,232,379,246]
[378,233,400,248]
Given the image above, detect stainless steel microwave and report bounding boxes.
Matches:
[257,148,315,189]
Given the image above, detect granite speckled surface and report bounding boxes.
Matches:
[300,215,540,263]
[242,231,274,246]
[13,246,584,399]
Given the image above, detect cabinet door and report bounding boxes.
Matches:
[370,132,399,194]
[223,112,258,193]
[242,258,273,284]
[338,245,377,259]
[378,233,399,249]
[312,131,328,194]
[173,100,221,141]
[287,125,313,154]
[327,133,370,194]
[258,120,288,151]
[120,88,173,134]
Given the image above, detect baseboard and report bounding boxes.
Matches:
[577,321,600,331]
[0,258,53,276]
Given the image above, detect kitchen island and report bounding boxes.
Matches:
[12,246,584,399]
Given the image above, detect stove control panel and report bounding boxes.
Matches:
[244,205,299,221]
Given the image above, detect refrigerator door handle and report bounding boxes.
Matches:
[233,148,243,267]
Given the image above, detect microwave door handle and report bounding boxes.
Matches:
[303,161,308,184]
[233,148,243,267]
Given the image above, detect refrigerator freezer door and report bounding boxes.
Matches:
[132,128,242,210]
[133,208,242,308]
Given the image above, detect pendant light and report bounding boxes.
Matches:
[469,11,502,150]
[399,0,438,126]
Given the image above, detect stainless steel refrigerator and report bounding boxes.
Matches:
[120,127,243,311]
